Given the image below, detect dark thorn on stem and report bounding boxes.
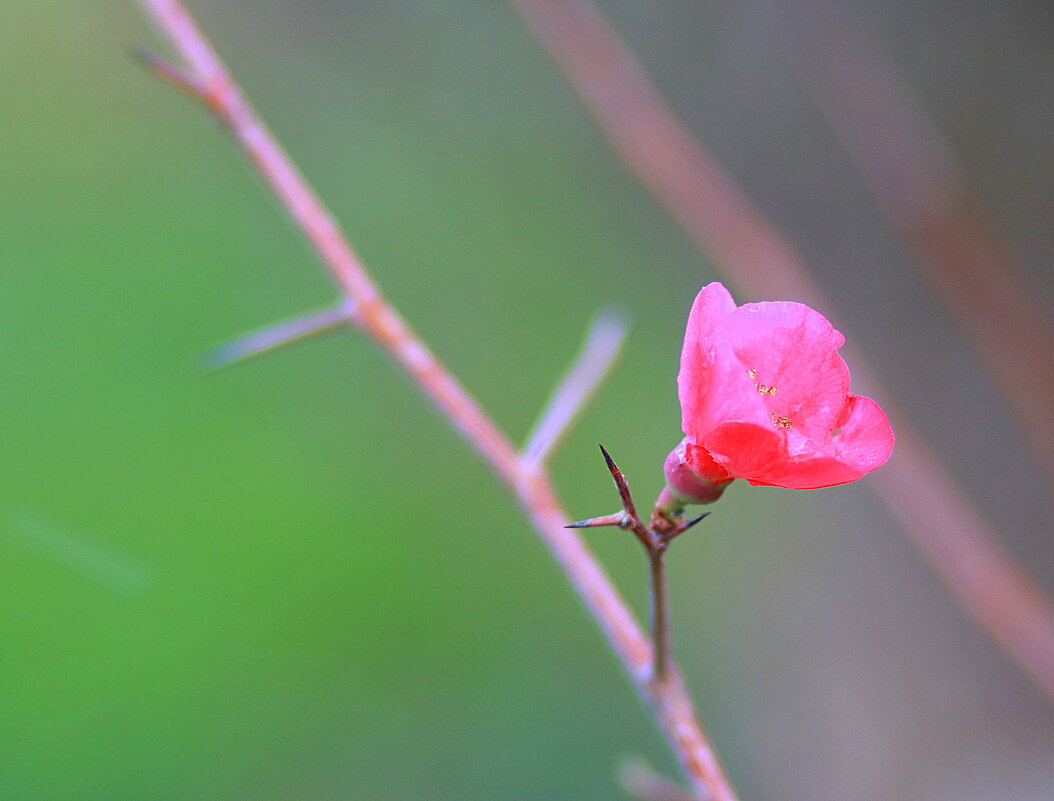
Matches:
[598,444,639,521]
[670,512,710,539]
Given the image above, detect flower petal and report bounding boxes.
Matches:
[745,395,895,489]
[677,283,738,429]
[718,301,851,454]
[704,420,785,478]
[680,339,773,442]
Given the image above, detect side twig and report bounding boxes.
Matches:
[506,0,1054,703]
[135,2,738,799]
[205,297,356,368]
[522,309,628,469]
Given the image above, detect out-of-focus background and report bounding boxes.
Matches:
[3,1,1054,799]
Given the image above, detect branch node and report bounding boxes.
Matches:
[133,47,202,99]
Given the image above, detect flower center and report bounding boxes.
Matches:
[747,368,777,396]
[748,369,792,428]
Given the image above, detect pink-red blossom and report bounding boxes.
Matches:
[663,282,894,502]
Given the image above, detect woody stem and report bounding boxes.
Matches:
[649,544,672,684]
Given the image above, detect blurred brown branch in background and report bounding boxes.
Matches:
[800,20,1054,486]
[506,0,1054,702]
[136,1,738,799]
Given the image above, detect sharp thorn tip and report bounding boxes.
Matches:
[680,512,711,532]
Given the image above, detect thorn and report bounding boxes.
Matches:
[565,512,627,529]
[664,511,710,542]
[598,444,639,520]
[204,298,356,370]
[133,47,201,98]
[679,511,711,533]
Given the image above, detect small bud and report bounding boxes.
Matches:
[661,438,732,506]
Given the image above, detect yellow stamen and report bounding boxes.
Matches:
[748,369,778,396]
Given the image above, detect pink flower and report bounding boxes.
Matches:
[663,282,894,503]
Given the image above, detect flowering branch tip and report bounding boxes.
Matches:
[671,282,894,492]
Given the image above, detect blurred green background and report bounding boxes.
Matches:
[3,1,1054,800]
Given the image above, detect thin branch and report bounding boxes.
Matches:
[522,309,628,468]
[506,0,1054,702]
[204,297,356,369]
[648,547,671,684]
[135,2,738,800]
[800,21,1054,485]
[140,0,517,483]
